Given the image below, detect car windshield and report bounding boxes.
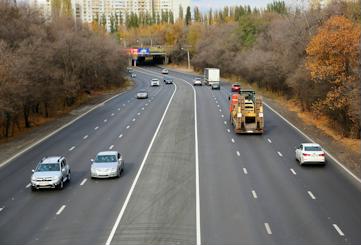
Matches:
[95,155,117,162]
[195,78,201,81]
[139,90,146,93]
[36,163,60,172]
[152,79,158,81]
[304,146,322,151]
[233,84,240,87]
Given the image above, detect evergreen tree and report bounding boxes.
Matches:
[169,11,174,24]
[185,6,191,25]
[194,6,201,22]
[179,5,184,20]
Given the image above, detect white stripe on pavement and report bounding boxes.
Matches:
[236,151,240,156]
[231,138,235,143]
[267,138,272,143]
[68,146,75,151]
[109,145,114,150]
[290,168,297,175]
[126,125,130,129]
[252,190,258,199]
[333,224,345,236]
[243,168,248,174]
[94,126,99,130]
[80,178,87,186]
[227,129,230,133]
[83,135,88,140]
[118,134,123,138]
[132,118,136,122]
[26,183,31,188]
[307,191,316,200]
[56,205,66,215]
[264,223,272,235]
[0,207,4,212]
[277,151,283,157]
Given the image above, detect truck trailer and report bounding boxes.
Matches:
[204,68,220,87]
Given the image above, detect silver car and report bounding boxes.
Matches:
[30,156,71,191]
[91,151,124,178]
[136,90,148,99]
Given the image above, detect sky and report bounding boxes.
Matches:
[191,0,298,12]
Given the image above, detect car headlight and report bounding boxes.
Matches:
[52,176,60,181]
[31,176,37,182]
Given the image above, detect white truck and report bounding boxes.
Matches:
[204,68,220,88]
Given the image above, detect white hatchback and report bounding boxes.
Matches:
[150,78,160,86]
[295,143,326,165]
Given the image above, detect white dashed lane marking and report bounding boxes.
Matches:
[236,151,240,156]
[104,119,108,123]
[219,109,222,112]
[118,108,121,111]
[123,104,126,107]
[111,113,115,116]
[0,207,4,212]
[221,114,224,118]
[333,224,345,236]
[80,178,87,186]
[83,135,88,140]
[277,151,283,157]
[26,183,31,188]
[109,145,114,150]
[118,134,123,138]
[224,121,227,125]
[227,129,230,133]
[137,112,141,116]
[217,104,220,107]
[307,191,316,200]
[231,138,235,143]
[94,126,99,130]
[252,190,258,199]
[68,146,75,151]
[264,223,272,235]
[290,168,297,175]
[126,125,130,129]
[132,118,136,122]
[145,103,149,106]
[56,205,66,215]
[267,138,272,143]
[243,168,248,174]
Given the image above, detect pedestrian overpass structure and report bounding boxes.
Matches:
[127,47,169,66]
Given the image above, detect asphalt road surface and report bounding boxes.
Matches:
[0,67,360,245]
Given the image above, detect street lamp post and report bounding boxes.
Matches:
[181,47,191,70]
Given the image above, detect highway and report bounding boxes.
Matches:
[0,67,360,245]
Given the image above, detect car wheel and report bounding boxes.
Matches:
[67,171,71,182]
[31,186,37,192]
[58,179,64,190]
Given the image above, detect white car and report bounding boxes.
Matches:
[161,69,169,74]
[91,151,124,178]
[295,143,326,165]
[150,78,160,86]
[136,90,148,99]
[193,78,202,86]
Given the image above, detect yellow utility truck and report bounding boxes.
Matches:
[229,89,264,134]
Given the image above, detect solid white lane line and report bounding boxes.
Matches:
[118,134,123,138]
[243,168,248,174]
[264,102,361,184]
[105,81,177,245]
[26,183,31,188]
[56,205,66,215]
[267,138,272,143]
[252,190,258,199]
[277,151,283,157]
[236,151,240,156]
[126,125,130,129]
[104,119,108,123]
[231,138,235,143]
[290,168,297,175]
[83,135,88,140]
[109,145,114,150]
[94,126,99,130]
[68,146,75,151]
[227,129,230,133]
[307,191,316,200]
[333,224,345,236]
[132,118,136,122]
[80,178,87,186]
[264,223,272,235]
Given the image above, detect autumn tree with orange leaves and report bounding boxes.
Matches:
[306,16,360,138]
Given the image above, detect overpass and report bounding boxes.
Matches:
[127,47,169,66]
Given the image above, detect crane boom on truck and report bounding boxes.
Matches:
[229,89,264,134]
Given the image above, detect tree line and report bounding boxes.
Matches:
[0,1,127,138]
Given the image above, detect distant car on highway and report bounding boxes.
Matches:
[163,77,173,84]
[193,77,202,86]
[231,83,241,92]
[161,68,169,74]
[150,78,160,86]
[91,151,124,178]
[211,82,221,90]
[131,73,136,78]
[31,156,71,191]
[295,143,326,165]
[136,89,148,99]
